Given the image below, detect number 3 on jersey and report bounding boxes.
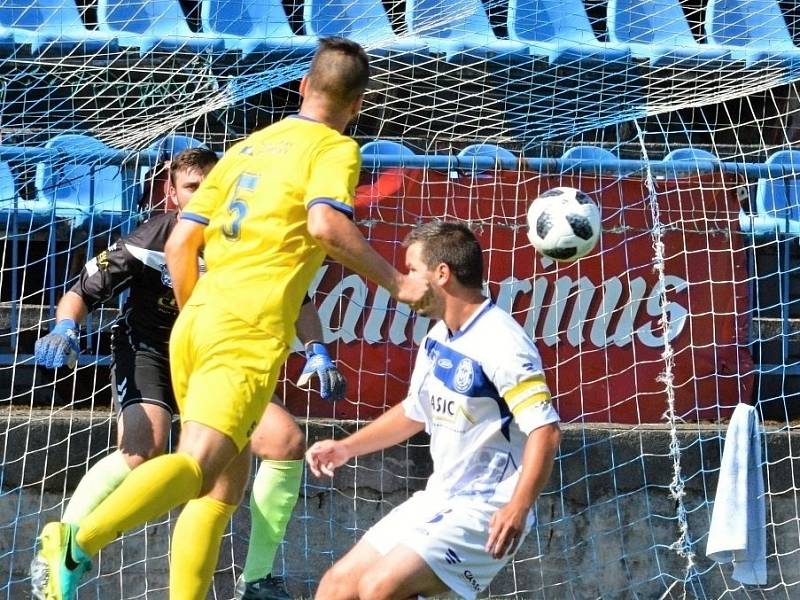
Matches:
[222,173,258,241]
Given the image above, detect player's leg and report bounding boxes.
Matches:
[61,402,172,525]
[357,544,449,600]
[359,500,522,600]
[315,537,385,600]
[31,349,175,600]
[62,343,174,525]
[31,306,286,599]
[237,399,305,600]
[74,304,276,558]
[170,443,251,600]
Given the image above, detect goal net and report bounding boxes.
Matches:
[2,0,800,598]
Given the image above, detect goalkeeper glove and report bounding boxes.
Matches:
[296,342,346,401]
[34,319,79,369]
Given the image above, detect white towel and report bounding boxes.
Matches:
[706,403,766,585]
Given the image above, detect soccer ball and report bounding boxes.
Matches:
[526,187,601,262]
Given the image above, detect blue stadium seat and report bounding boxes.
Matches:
[0,0,117,54]
[705,0,800,66]
[750,150,800,235]
[97,0,225,55]
[304,0,428,56]
[561,145,619,176]
[0,161,21,211]
[507,0,630,63]
[35,134,125,226]
[664,147,720,176]
[458,144,516,177]
[562,146,618,161]
[406,0,530,60]
[147,134,207,162]
[361,140,416,170]
[201,0,317,58]
[458,144,516,162]
[0,160,56,220]
[607,0,731,66]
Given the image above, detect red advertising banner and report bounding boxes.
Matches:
[281,167,753,424]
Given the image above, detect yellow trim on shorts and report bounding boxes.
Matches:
[505,376,551,416]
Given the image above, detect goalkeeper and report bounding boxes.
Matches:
[31,147,340,600]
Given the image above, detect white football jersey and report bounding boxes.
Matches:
[403,299,559,507]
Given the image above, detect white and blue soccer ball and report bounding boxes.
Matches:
[526,187,601,262]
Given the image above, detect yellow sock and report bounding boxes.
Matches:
[76,453,203,556]
[170,496,238,600]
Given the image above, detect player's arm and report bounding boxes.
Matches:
[307,204,432,312]
[306,403,424,477]
[486,421,560,559]
[304,139,432,312]
[165,152,227,309]
[295,298,346,401]
[164,219,205,310]
[35,233,143,369]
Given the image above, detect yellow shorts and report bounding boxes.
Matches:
[169,303,289,452]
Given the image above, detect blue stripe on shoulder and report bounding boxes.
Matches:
[307,197,354,219]
[181,212,209,226]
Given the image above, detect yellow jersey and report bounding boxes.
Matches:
[180,115,361,345]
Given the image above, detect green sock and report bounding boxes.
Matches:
[242,459,303,582]
[62,451,131,525]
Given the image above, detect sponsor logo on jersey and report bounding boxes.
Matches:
[454,358,474,393]
[437,358,453,369]
[157,295,179,312]
[96,250,110,271]
[444,548,461,565]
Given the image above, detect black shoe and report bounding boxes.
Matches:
[235,574,291,600]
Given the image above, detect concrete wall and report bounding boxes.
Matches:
[2,411,799,599]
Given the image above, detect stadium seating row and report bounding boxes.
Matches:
[1,133,799,237]
[0,0,797,67]
[0,133,204,226]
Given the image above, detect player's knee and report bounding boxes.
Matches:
[251,424,306,461]
[119,446,162,469]
[317,563,356,600]
[357,573,396,600]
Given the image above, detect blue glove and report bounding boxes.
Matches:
[296,342,346,401]
[34,319,79,369]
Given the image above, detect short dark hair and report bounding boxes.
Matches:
[306,37,370,107]
[169,147,218,184]
[403,221,484,289]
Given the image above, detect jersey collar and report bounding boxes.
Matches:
[448,298,492,341]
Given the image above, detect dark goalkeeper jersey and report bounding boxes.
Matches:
[70,212,182,355]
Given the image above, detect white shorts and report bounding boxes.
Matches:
[363,491,534,599]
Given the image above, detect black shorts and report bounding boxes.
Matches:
[111,339,176,415]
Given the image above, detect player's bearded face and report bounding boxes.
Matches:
[405,242,444,319]
[170,167,208,210]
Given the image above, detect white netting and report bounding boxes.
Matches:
[2,0,800,598]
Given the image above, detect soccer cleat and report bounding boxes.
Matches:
[30,522,92,600]
[235,574,291,600]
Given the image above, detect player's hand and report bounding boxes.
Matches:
[306,440,351,477]
[34,319,80,369]
[486,501,529,559]
[296,342,346,401]
[396,274,434,315]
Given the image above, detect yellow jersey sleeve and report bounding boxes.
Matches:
[304,136,360,218]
